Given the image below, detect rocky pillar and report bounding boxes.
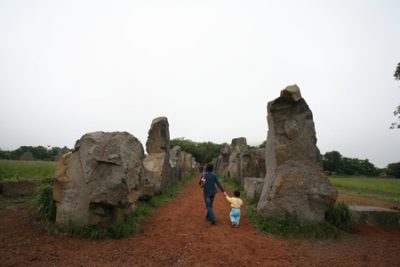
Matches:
[257,85,337,222]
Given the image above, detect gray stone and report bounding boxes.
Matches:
[146,117,170,154]
[244,177,264,202]
[257,85,337,223]
[53,131,144,227]
[214,139,266,184]
[350,205,400,227]
[142,117,173,194]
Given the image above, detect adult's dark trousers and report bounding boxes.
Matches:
[204,193,216,222]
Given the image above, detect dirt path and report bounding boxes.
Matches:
[1,177,400,267]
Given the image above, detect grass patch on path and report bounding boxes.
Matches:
[0,160,56,181]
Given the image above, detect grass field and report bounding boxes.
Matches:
[329,176,400,204]
[0,160,56,181]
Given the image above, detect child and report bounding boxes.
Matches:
[223,190,243,227]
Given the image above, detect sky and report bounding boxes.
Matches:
[0,0,399,167]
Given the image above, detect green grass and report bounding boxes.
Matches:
[30,172,196,239]
[0,159,56,181]
[329,176,400,204]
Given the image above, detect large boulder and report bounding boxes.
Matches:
[53,131,144,227]
[257,85,337,222]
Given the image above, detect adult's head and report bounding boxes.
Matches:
[206,163,213,172]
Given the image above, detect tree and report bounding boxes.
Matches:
[394,62,400,80]
[386,162,400,178]
[322,151,342,174]
[390,62,400,129]
[168,138,227,164]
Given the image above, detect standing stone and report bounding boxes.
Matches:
[142,117,172,194]
[146,117,170,154]
[227,137,247,183]
[170,145,183,185]
[181,151,194,177]
[53,131,144,227]
[257,85,337,222]
[214,145,231,177]
[244,177,264,203]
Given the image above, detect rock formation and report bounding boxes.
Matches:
[53,131,144,227]
[142,117,172,194]
[257,85,337,222]
[214,138,266,184]
[244,177,264,202]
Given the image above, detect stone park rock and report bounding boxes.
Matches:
[214,138,266,184]
[244,177,264,203]
[53,131,144,227]
[257,85,337,223]
[142,117,173,194]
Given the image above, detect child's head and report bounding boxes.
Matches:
[234,190,240,197]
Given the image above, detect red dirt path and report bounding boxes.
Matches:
[1,177,400,267]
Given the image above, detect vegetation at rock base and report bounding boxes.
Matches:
[0,160,56,181]
[221,176,355,238]
[29,178,56,226]
[29,173,196,239]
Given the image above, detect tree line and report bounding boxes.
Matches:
[1,142,399,178]
[322,151,400,178]
[0,146,71,161]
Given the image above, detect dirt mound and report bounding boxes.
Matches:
[1,178,400,266]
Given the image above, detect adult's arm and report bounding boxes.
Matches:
[215,176,225,193]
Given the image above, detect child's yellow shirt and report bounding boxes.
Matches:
[225,196,243,209]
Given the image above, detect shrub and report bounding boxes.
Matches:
[29,178,56,225]
[325,202,356,232]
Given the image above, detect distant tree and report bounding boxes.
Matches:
[0,146,71,161]
[390,62,400,129]
[386,162,400,178]
[322,151,342,174]
[322,151,380,176]
[394,62,400,80]
[169,138,227,164]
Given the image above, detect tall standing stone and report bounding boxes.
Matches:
[53,131,144,227]
[257,85,337,222]
[142,117,172,194]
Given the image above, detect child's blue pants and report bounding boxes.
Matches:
[230,208,241,225]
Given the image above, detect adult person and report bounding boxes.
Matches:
[199,163,225,225]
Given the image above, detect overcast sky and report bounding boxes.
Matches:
[0,0,399,167]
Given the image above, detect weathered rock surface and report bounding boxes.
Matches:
[53,131,144,227]
[214,138,266,184]
[257,85,337,222]
[244,177,264,202]
[142,117,172,194]
[146,117,170,154]
[350,205,400,227]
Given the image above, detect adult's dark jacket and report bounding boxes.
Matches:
[200,171,225,196]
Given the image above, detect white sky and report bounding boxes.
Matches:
[0,0,399,167]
